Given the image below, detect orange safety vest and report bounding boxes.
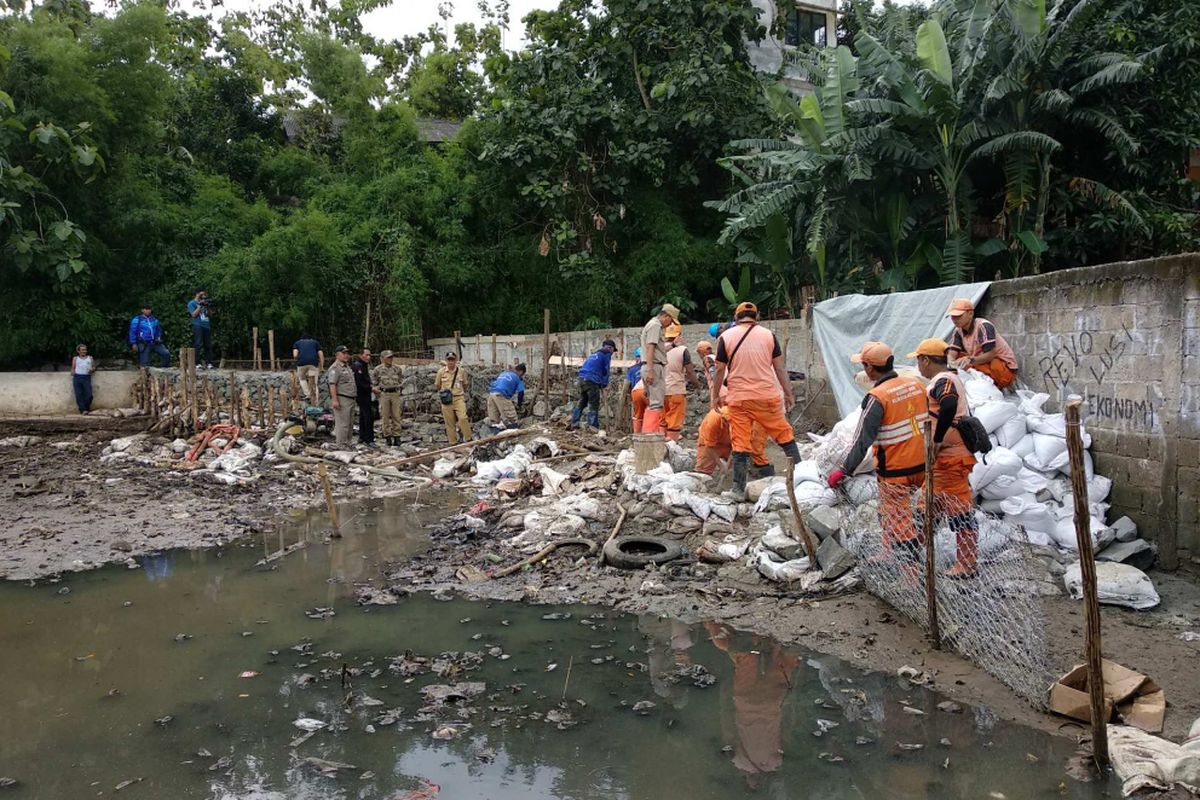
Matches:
[868,375,929,477]
[954,317,1018,370]
[927,370,970,459]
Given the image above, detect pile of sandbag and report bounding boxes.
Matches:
[810,368,1159,609]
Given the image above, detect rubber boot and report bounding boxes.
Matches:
[780,439,802,462]
[642,408,664,435]
[722,452,750,501]
[587,410,600,429]
[751,463,775,478]
[568,405,583,430]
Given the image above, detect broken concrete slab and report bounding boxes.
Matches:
[816,536,855,580]
[1111,516,1138,543]
[805,505,842,541]
[1097,538,1157,572]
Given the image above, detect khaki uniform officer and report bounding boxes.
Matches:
[435,352,472,444]
[326,345,357,446]
[372,350,405,446]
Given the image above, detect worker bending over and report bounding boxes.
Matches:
[696,405,771,477]
[828,342,929,558]
[946,298,1019,390]
[487,364,526,430]
[570,338,616,430]
[710,302,800,501]
[910,338,978,577]
[628,349,647,432]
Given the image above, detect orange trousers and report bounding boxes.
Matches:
[663,394,686,440]
[922,453,978,569]
[878,472,925,548]
[976,358,1016,390]
[696,411,768,474]
[631,386,648,433]
[726,398,794,454]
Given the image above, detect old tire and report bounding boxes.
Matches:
[603,535,683,569]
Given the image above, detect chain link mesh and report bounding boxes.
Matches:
[835,481,1053,706]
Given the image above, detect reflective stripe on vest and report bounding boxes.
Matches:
[868,376,929,477]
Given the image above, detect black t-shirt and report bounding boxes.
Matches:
[350,359,372,393]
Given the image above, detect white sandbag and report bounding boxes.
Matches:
[1016,467,1050,495]
[1031,432,1069,467]
[1050,515,1109,551]
[792,459,823,485]
[697,536,750,563]
[709,501,738,523]
[432,457,460,479]
[1109,722,1200,796]
[1016,390,1050,416]
[208,451,256,474]
[969,447,1023,491]
[1009,433,1036,459]
[546,514,586,537]
[974,400,1019,434]
[999,496,1056,539]
[756,550,811,582]
[996,415,1027,448]
[474,445,534,483]
[686,493,712,520]
[961,368,1003,405]
[665,440,695,473]
[979,474,1031,501]
[1087,475,1113,503]
[762,525,803,559]
[979,498,1007,514]
[1064,561,1160,610]
[746,476,782,502]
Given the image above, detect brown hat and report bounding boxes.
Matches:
[380,350,394,358]
[735,301,758,319]
[664,324,682,340]
[947,298,975,317]
[907,338,950,359]
[445,352,457,360]
[659,303,681,322]
[850,341,893,367]
[696,341,713,354]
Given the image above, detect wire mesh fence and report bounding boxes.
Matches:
[836,481,1054,706]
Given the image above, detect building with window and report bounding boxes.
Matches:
[747,0,839,93]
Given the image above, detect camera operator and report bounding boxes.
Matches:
[187,290,214,369]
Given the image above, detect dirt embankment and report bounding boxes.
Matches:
[3,419,1198,745]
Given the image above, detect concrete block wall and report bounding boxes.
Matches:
[0,371,137,415]
[979,254,1200,569]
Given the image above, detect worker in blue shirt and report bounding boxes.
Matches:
[569,338,616,430]
[487,364,526,430]
[127,304,170,367]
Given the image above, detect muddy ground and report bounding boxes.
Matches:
[3,415,1199,746]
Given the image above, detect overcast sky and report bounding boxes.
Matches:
[358,0,558,49]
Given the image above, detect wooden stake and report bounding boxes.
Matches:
[318,462,340,535]
[362,299,371,351]
[290,370,300,413]
[267,385,276,429]
[377,429,535,468]
[268,329,276,371]
[922,420,941,649]
[601,504,629,566]
[475,333,482,365]
[1066,398,1108,767]
[252,327,259,371]
[784,460,819,565]
[491,333,497,366]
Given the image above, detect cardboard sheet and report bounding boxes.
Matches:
[1048,659,1165,734]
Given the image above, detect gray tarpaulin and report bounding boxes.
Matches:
[813,282,991,417]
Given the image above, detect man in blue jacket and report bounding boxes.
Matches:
[128,305,170,367]
[569,338,616,430]
[487,364,526,430]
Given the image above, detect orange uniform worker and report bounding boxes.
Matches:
[695,406,770,476]
[911,338,979,577]
[628,349,647,433]
[696,341,716,386]
[827,342,929,557]
[662,326,700,441]
[639,304,680,435]
[709,302,801,500]
[946,298,1019,390]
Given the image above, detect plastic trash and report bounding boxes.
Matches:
[474,445,534,483]
[1063,561,1160,610]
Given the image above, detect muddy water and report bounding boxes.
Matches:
[0,497,1110,799]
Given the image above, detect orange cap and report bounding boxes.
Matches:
[947,298,974,317]
[850,341,893,367]
[735,301,758,318]
[664,323,682,339]
[907,338,950,359]
[696,341,713,354]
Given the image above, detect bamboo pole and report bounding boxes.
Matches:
[362,299,371,351]
[202,376,211,428]
[251,327,259,371]
[241,384,251,430]
[476,333,482,365]
[558,335,567,405]
[491,333,497,366]
[922,420,941,649]
[318,463,340,535]
[268,330,277,372]
[1066,398,1108,767]
[188,350,199,432]
[784,460,820,566]
[228,372,238,426]
[542,310,550,418]
[377,428,535,468]
[267,385,276,429]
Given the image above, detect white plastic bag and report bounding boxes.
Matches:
[999,496,1056,539]
[474,445,534,483]
[961,369,1003,405]
[756,551,811,582]
[974,400,1019,434]
[969,447,1023,492]
[996,415,1027,449]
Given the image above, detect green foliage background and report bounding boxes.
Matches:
[0,0,1196,366]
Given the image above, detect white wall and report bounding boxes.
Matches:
[0,371,137,416]
[747,0,839,82]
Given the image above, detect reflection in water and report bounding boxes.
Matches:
[706,622,800,788]
[0,494,1110,800]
